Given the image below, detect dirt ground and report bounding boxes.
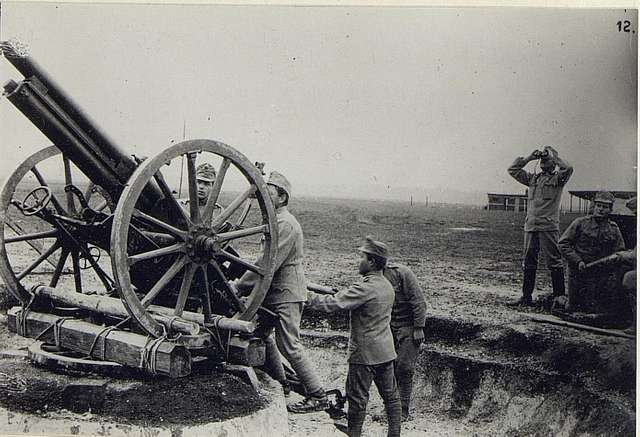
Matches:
[0,198,635,435]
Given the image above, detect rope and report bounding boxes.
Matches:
[85,325,119,361]
[139,335,167,375]
[34,316,74,347]
[16,293,35,337]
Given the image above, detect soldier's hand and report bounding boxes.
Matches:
[412,327,425,345]
[578,261,586,271]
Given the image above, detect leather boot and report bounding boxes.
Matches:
[512,268,536,305]
[550,268,566,297]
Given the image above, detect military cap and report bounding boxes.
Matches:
[358,236,389,259]
[593,191,615,205]
[626,197,637,214]
[267,171,291,198]
[196,163,217,182]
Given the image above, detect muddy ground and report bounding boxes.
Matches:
[0,199,635,435]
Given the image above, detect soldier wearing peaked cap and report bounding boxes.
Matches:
[559,191,626,314]
[235,171,328,414]
[383,259,427,421]
[179,162,222,211]
[306,236,402,437]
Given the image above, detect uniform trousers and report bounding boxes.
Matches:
[391,326,421,416]
[346,360,401,437]
[254,301,324,397]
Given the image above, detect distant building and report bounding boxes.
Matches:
[486,192,528,211]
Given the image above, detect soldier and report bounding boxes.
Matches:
[234,171,328,413]
[558,191,626,313]
[508,145,573,306]
[383,263,426,421]
[179,163,221,212]
[306,237,402,437]
[575,197,636,332]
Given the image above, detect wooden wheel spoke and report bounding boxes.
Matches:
[141,256,187,308]
[202,158,231,226]
[209,260,246,312]
[49,247,70,287]
[217,224,268,243]
[128,243,186,266]
[211,185,257,229]
[153,169,192,229]
[70,251,82,293]
[16,240,61,280]
[132,210,188,240]
[5,229,59,243]
[216,250,265,276]
[199,266,213,321]
[30,166,67,215]
[174,263,197,316]
[185,153,200,224]
[62,155,77,214]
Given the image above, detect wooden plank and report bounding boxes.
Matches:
[529,313,635,340]
[7,307,192,377]
[35,285,200,335]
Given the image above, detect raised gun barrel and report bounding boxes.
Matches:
[1,41,161,211]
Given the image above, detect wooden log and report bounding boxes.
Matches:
[307,282,337,295]
[148,305,256,334]
[7,307,191,377]
[37,285,257,335]
[530,313,635,340]
[34,285,200,335]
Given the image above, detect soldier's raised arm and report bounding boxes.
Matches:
[507,150,539,186]
[545,146,573,185]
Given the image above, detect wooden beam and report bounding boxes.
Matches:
[34,285,200,336]
[7,307,192,377]
[530,313,635,340]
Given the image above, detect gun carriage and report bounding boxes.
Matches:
[0,42,280,377]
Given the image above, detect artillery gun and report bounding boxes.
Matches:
[0,41,280,377]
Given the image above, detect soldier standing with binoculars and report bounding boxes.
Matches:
[508,145,573,306]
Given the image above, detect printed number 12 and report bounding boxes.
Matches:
[617,20,631,32]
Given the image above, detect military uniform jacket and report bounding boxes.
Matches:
[237,206,307,305]
[383,264,427,330]
[508,158,573,232]
[559,215,625,267]
[306,270,397,365]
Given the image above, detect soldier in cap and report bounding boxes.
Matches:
[234,171,328,413]
[559,191,626,313]
[383,261,427,421]
[195,163,217,205]
[179,163,220,211]
[306,237,402,437]
[508,145,573,306]
[576,196,636,332]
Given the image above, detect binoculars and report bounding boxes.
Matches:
[533,149,551,159]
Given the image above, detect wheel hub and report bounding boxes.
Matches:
[186,227,221,263]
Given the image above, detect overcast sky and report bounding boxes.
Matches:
[0,3,637,202]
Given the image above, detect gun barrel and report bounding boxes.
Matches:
[2,42,137,182]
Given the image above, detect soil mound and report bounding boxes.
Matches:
[0,357,266,426]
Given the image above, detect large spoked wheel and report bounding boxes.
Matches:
[111,140,278,338]
[0,146,116,304]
